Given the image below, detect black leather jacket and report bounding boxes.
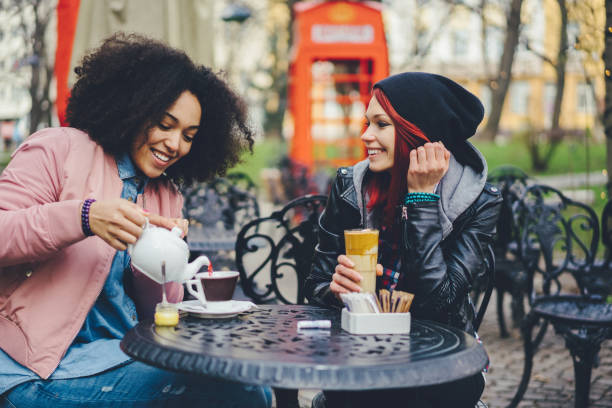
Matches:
[305,166,502,333]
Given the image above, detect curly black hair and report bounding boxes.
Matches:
[66,32,254,185]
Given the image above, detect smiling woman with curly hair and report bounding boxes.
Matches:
[0,33,271,407]
[67,32,254,185]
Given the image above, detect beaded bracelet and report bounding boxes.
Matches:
[404,192,440,205]
[81,198,96,237]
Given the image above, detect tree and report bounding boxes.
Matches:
[479,0,525,141]
[3,0,56,136]
[394,0,459,71]
[522,0,569,171]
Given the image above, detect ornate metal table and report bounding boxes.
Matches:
[121,305,488,408]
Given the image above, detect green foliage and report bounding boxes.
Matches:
[473,137,607,176]
[0,152,10,169]
[229,138,288,186]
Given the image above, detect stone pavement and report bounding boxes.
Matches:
[475,292,612,408]
[270,291,612,408]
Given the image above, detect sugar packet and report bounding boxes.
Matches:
[339,292,380,313]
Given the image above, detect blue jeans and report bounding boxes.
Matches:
[0,361,272,408]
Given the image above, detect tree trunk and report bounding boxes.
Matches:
[27,0,54,136]
[480,0,524,141]
[531,0,568,172]
[550,0,568,140]
[606,0,612,197]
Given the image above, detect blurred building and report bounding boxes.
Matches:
[383,0,604,138]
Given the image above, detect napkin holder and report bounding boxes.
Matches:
[341,308,411,335]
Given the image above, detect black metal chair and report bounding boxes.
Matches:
[183,173,259,231]
[486,165,530,337]
[235,194,327,304]
[575,200,612,298]
[508,185,612,408]
[183,172,260,269]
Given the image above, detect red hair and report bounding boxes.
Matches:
[367,87,430,227]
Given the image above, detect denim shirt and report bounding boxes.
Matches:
[0,153,148,394]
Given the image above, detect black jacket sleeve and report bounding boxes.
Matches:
[399,184,502,328]
[305,170,361,308]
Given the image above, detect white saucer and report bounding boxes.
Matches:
[177,300,256,319]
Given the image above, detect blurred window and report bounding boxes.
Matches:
[542,82,555,127]
[452,30,469,58]
[485,27,503,60]
[510,80,530,115]
[480,85,491,114]
[576,83,595,114]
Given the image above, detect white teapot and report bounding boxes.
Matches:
[127,219,210,284]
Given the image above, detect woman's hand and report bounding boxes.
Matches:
[330,256,385,299]
[88,198,189,250]
[331,255,362,298]
[407,142,450,193]
[147,214,189,238]
[88,199,147,251]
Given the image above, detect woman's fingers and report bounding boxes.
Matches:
[114,228,140,246]
[109,238,128,252]
[332,269,363,292]
[337,254,355,268]
[434,142,444,161]
[147,213,177,230]
[331,255,363,294]
[88,198,147,248]
[173,218,189,237]
[376,264,383,277]
[416,145,427,164]
[407,142,451,193]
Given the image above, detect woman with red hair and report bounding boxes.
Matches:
[305,72,502,407]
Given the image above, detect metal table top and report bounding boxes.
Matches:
[121,305,488,391]
[533,295,612,326]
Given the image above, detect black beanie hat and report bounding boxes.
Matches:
[373,72,484,172]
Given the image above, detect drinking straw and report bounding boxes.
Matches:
[208,261,213,276]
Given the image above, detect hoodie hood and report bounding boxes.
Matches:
[352,141,487,239]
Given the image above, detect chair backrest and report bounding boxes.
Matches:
[514,184,599,299]
[235,194,328,304]
[471,243,496,332]
[487,165,529,255]
[601,200,612,265]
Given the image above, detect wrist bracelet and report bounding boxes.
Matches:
[404,192,440,205]
[81,198,96,237]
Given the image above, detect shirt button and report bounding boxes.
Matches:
[25,270,32,278]
[131,314,137,321]
[340,169,348,175]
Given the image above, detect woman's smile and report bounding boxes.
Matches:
[367,148,386,158]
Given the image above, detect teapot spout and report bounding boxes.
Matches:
[183,255,210,280]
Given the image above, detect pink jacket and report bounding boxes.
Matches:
[0,127,184,379]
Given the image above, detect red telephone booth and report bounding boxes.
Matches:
[287,1,389,171]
